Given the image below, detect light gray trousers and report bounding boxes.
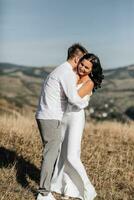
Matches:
[36,119,62,195]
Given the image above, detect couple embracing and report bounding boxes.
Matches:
[35,43,104,200]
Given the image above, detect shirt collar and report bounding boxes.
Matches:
[65,61,77,74]
[65,61,73,70]
[65,61,77,81]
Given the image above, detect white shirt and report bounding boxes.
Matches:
[35,61,89,121]
[65,83,92,113]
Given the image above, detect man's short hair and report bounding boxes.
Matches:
[67,43,88,60]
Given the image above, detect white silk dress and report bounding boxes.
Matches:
[50,84,97,200]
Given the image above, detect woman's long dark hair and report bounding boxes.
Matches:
[79,53,104,92]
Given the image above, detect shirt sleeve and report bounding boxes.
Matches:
[68,94,91,112]
[59,70,89,109]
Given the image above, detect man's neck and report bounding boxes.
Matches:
[67,59,76,70]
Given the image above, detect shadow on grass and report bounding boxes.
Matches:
[0,146,40,197]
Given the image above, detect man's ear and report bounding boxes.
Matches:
[74,56,79,64]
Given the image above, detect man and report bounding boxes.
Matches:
[35,43,93,200]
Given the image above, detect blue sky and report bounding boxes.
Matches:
[0,0,134,69]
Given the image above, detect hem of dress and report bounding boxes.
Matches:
[51,187,97,200]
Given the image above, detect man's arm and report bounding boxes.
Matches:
[60,72,93,109]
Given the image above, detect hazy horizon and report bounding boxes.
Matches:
[1,61,134,71]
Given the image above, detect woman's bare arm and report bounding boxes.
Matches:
[78,79,94,98]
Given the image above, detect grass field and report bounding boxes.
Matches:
[0,114,134,200]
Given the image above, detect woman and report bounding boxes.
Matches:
[50,53,104,200]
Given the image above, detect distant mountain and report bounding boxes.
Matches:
[104,64,134,79]
[0,63,55,78]
[0,62,134,121]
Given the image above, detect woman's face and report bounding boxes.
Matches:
[77,59,93,76]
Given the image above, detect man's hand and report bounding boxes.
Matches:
[76,74,80,84]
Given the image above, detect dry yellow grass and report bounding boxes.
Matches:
[0,114,134,200]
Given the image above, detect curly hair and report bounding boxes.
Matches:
[79,53,104,92]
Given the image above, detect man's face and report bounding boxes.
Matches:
[77,59,93,76]
[74,50,86,65]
